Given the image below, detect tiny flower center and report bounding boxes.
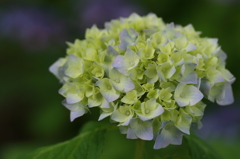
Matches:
[161,95,165,99]
[180,93,185,98]
[145,53,149,57]
[162,68,166,73]
[107,85,112,90]
[125,111,130,116]
[138,88,142,92]
[137,70,142,74]
[115,79,120,83]
[145,109,150,114]
[162,58,167,62]
[130,62,135,67]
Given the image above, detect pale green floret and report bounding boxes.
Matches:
[62,100,88,122]
[142,83,154,91]
[112,48,139,75]
[111,105,134,126]
[49,13,235,149]
[91,63,105,79]
[174,108,192,134]
[59,82,85,104]
[159,88,172,102]
[170,52,185,66]
[138,39,155,61]
[185,102,206,117]
[174,83,203,107]
[178,62,198,84]
[88,88,110,108]
[129,64,145,80]
[137,98,164,121]
[49,58,67,82]
[127,118,153,140]
[144,63,158,83]
[163,100,176,110]
[147,89,160,99]
[109,68,135,92]
[99,46,119,74]
[157,62,176,82]
[157,52,170,64]
[121,90,138,104]
[157,41,175,54]
[206,66,225,85]
[82,48,98,61]
[160,82,175,92]
[173,35,196,52]
[98,102,117,121]
[119,28,138,51]
[132,81,145,96]
[154,121,184,149]
[64,54,85,79]
[96,78,120,102]
[150,31,168,48]
[161,110,179,124]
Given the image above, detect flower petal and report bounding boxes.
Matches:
[217,82,234,105]
[154,122,184,149]
[98,112,112,121]
[184,85,203,106]
[112,55,128,75]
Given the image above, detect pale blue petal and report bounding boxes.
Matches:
[98,112,112,121]
[62,100,79,111]
[100,98,110,108]
[185,42,196,52]
[217,83,234,105]
[135,122,153,140]
[123,77,135,92]
[184,85,204,106]
[121,116,133,126]
[66,93,82,104]
[112,55,128,75]
[154,122,184,149]
[127,128,138,139]
[149,105,164,119]
[174,83,189,107]
[70,109,85,122]
[178,72,198,84]
[166,66,176,79]
[111,110,126,122]
[210,70,225,84]
[119,126,128,134]
[100,90,120,102]
[200,78,212,95]
[175,109,192,135]
[119,28,138,50]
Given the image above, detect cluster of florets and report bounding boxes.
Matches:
[49,13,235,149]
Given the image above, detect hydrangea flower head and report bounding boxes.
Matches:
[49,13,235,149]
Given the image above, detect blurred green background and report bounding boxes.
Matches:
[0,0,240,158]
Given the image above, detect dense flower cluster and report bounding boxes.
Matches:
[49,13,235,149]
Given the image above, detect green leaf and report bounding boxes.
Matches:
[19,121,112,159]
[184,133,222,159]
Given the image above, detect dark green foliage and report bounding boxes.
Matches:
[19,122,111,159]
[184,134,222,159]
[20,121,221,159]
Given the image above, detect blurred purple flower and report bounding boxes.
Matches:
[196,102,240,142]
[0,7,67,51]
[79,0,143,29]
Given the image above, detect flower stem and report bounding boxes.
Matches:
[134,139,144,159]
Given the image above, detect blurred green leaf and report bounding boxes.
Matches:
[19,121,112,159]
[184,134,222,159]
[18,121,222,159]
